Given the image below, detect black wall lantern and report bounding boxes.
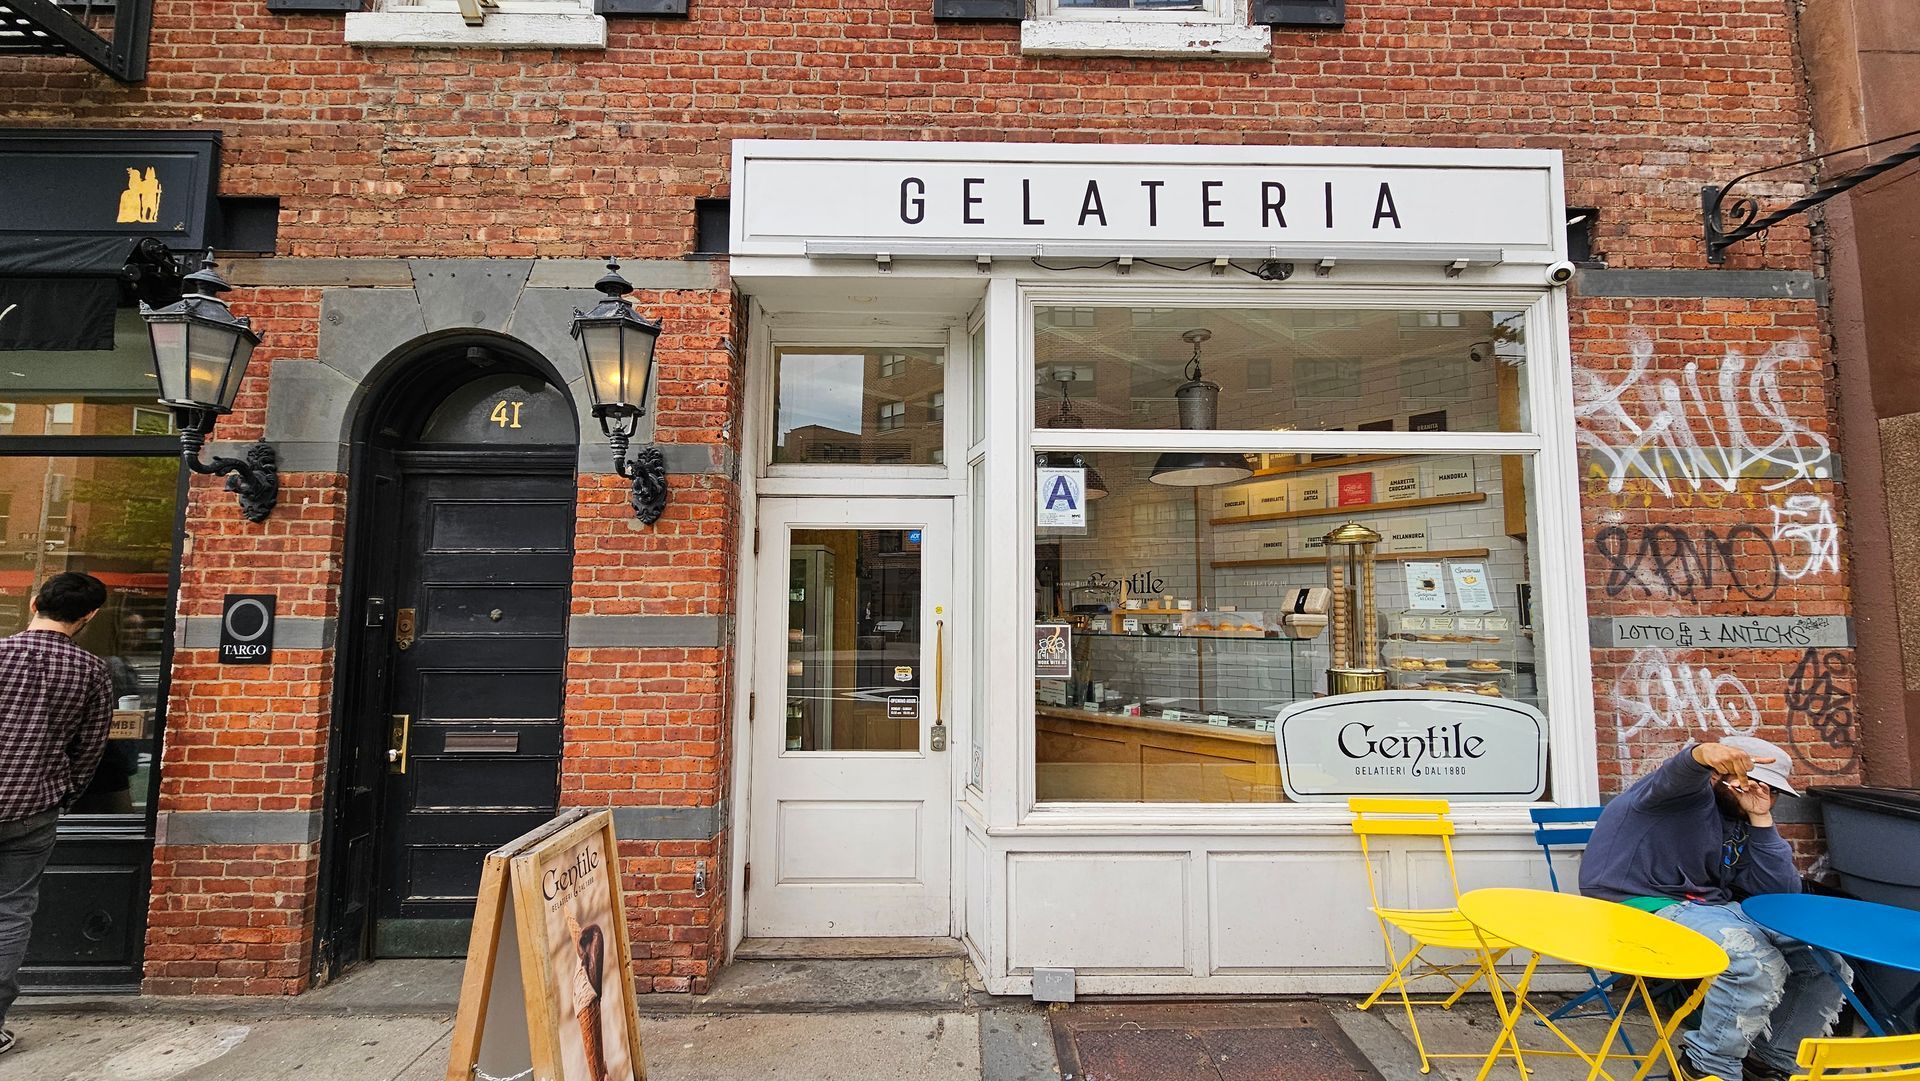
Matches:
[140,253,279,523]
[571,260,668,525]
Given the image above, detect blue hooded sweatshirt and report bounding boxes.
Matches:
[1579,746,1800,905]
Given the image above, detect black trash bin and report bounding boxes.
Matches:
[1807,786,1920,1031]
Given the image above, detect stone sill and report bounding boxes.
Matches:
[1020,18,1270,59]
[344,12,607,48]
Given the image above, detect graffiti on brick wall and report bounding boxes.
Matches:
[1769,494,1839,582]
[1785,647,1858,775]
[1612,649,1762,739]
[1574,339,1831,496]
[1594,523,1782,601]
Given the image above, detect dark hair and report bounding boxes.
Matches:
[35,572,107,623]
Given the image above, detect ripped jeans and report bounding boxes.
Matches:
[1661,901,1850,1080]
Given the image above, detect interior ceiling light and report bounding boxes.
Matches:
[1043,369,1107,500]
[1150,328,1254,487]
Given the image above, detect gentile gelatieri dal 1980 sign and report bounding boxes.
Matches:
[729,141,1565,259]
[1277,691,1548,803]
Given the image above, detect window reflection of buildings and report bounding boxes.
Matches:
[777,350,945,466]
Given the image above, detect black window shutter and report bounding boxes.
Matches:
[597,0,689,13]
[1251,0,1343,27]
[934,0,1023,21]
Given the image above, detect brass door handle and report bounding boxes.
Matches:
[931,617,947,752]
[387,714,411,774]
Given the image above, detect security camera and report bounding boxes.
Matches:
[1468,341,1494,364]
[1547,260,1577,287]
[1255,260,1295,282]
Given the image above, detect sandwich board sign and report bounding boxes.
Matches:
[446,808,647,1081]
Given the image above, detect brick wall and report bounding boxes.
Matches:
[0,0,1846,991]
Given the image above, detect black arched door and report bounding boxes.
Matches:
[325,363,577,969]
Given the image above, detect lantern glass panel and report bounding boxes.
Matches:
[184,322,240,409]
[580,323,629,408]
[147,320,189,403]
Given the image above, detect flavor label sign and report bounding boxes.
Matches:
[1278,692,1547,802]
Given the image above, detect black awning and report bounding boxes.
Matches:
[0,275,120,351]
[0,234,138,276]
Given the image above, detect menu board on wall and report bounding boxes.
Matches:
[1434,463,1474,496]
[1336,472,1375,506]
[1383,518,1429,553]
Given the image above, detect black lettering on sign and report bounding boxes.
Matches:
[1372,183,1402,229]
[963,177,986,225]
[1262,182,1287,227]
[1201,180,1225,228]
[1023,179,1046,226]
[1077,181,1106,227]
[1140,180,1164,227]
[900,177,926,224]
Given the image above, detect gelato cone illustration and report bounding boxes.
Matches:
[566,907,611,1081]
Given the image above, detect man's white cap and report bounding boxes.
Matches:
[1716,735,1800,797]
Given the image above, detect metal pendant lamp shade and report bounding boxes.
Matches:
[1044,371,1107,500]
[1150,329,1252,487]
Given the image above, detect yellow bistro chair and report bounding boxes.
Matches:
[1349,797,1516,1074]
[1792,1034,1920,1081]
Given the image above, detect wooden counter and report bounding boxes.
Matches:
[1035,706,1283,803]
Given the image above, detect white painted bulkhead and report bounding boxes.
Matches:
[726,140,1596,996]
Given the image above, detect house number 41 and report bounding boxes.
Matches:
[489,400,524,429]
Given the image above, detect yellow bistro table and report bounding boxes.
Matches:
[1458,888,1730,1081]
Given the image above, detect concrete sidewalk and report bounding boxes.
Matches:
[4,958,1678,1081]
[4,957,1061,1081]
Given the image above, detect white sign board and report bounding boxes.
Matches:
[732,141,1566,262]
[1036,466,1087,528]
[1277,692,1547,802]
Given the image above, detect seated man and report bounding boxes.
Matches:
[1581,736,1847,1081]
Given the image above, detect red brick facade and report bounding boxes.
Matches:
[0,0,1856,994]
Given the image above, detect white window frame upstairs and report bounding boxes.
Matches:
[346,0,607,49]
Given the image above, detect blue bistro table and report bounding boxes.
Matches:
[1741,892,1920,1036]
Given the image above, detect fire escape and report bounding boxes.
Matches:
[0,0,151,83]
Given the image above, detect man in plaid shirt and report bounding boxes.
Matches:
[0,573,111,1057]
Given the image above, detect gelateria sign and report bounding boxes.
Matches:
[1277,692,1548,802]
[730,141,1566,261]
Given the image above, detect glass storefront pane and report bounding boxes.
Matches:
[786,527,923,752]
[1033,306,1528,435]
[0,455,178,815]
[969,461,986,790]
[1034,451,1538,803]
[773,346,946,466]
[0,308,178,437]
[969,324,986,447]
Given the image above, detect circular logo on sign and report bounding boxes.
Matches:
[223,598,271,642]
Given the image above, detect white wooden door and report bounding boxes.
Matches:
[747,498,954,937]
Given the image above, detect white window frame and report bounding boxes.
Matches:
[345,0,606,49]
[983,280,1595,831]
[1037,0,1226,26]
[755,326,969,497]
[1020,0,1270,59]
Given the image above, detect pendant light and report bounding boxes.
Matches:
[1042,370,1108,500]
[1150,328,1254,487]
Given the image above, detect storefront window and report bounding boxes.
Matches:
[0,456,177,814]
[0,303,181,819]
[772,346,946,466]
[1032,306,1527,435]
[1031,304,1543,805]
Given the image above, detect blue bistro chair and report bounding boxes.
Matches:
[1531,806,1640,1049]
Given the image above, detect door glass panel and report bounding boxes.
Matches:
[785,527,922,752]
[0,455,179,815]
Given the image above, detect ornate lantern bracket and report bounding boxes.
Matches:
[1703,126,1920,263]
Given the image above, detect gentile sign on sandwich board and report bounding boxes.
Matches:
[1276,692,1547,802]
[446,809,647,1081]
